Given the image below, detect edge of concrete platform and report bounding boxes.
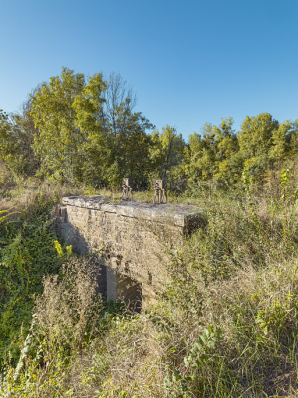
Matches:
[61,195,204,228]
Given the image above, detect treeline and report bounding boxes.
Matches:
[186,115,298,185]
[1,67,298,188]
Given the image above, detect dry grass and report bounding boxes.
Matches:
[2,180,298,397]
[0,164,85,220]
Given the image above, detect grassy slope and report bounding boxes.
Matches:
[1,174,298,397]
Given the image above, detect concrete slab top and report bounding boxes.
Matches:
[62,195,203,227]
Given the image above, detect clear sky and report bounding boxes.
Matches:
[1,0,298,141]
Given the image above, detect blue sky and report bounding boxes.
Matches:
[0,0,297,141]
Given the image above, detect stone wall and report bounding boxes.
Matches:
[57,196,202,308]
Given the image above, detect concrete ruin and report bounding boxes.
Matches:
[57,196,202,309]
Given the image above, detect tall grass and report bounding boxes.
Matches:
[1,173,298,397]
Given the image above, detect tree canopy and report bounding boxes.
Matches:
[1,68,298,188]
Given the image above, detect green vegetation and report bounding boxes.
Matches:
[1,68,298,396]
[1,67,297,189]
[0,181,84,370]
[0,174,298,396]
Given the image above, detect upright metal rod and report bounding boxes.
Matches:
[121,178,133,200]
[153,180,167,203]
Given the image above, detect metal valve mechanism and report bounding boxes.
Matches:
[121,178,133,200]
[154,180,167,203]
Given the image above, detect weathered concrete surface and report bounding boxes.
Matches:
[57,195,203,307]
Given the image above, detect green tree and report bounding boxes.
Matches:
[186,124,217,181]
[238,113,279,182]
[30,67,107,183]
[30,67,155,188]
[238,113,278,158]
[269,120,298,162]
[0,106,39,177]
[150,125,185,187]
[185,118,239,183]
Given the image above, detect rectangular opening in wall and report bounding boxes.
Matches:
[116,273,142,313]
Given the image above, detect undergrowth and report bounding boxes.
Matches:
[1,170,298,397]
[0,174,84,370]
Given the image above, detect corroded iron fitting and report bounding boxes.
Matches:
[121,178,133,200]
[153,180,167,204]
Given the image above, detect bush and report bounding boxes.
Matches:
[0,194,64,369]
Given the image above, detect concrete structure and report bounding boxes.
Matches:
[57,196,202,308]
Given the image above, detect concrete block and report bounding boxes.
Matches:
[58,195,203,310]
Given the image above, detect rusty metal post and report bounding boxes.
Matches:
[121,178,133,200]
[153,180,167,203]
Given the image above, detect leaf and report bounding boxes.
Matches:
[203,329,210,339]
[184,357,190,368]
[194,342,201,352]
[198,335,206,345]
[207,340,215,349]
